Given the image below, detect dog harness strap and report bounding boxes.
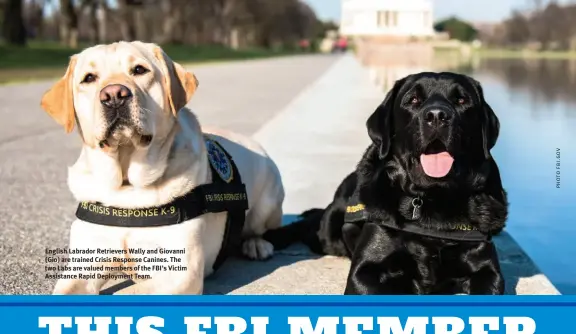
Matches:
[208,139,246,271]
[74,138,248,271]
[379,222,489,242]
[344,191,368,223]
[343,195,489,242]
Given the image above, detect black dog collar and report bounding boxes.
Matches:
[75,138,248,270]
[344,199,489,242]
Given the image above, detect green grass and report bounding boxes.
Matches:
[475,48,576,59]
[0,41,307,84]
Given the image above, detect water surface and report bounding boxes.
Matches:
[475,58,576,294]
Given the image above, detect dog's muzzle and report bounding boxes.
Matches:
[97,84,139,149]
[419,105,456,178]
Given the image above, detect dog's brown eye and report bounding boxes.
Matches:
[410,96,420,105]
[81,73,97,84]
[132,65,149,76]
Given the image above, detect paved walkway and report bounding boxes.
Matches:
[0,53,559,295]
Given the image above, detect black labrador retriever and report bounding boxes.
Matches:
[265,72,508,295]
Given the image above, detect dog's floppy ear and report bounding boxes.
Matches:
[40,56,77,133]
[470,78,500,159]
[481,100,500,159]
[366,78,405,159]
[153,46,198,116]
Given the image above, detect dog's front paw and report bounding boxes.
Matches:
[242,238,274,260]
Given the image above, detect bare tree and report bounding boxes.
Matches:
[117,0,145,41]
[86,0,100,43]
[25,0,45,39]
[59,0,78,47]
[485,1,576,50]
[2,0,27,45]
[211,0,235,46]
[157,0,184,44]
[504,11,530,46]
[97,0,108,43]
[528,0,544,10]
[21,0,321,49]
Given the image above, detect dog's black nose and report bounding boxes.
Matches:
[99,84,132,109]
[424,108,452,127]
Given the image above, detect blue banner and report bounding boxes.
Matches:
[0,296,574,334]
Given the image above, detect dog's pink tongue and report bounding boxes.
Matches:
[420,152,454,178]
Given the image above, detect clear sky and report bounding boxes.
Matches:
[303,0,569,23]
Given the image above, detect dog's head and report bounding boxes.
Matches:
[367,72,500,180]
[40,41,198,149]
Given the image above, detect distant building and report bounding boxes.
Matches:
[340,0,435,40]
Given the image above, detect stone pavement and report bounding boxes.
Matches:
[0,53,559,295]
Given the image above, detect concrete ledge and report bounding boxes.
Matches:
[494,232,560,295]
[201,231,559,295]
[105,230,559,295]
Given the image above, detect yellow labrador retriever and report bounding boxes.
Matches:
[40,41,285,294]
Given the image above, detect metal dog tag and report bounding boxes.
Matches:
[411,197,423,220]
